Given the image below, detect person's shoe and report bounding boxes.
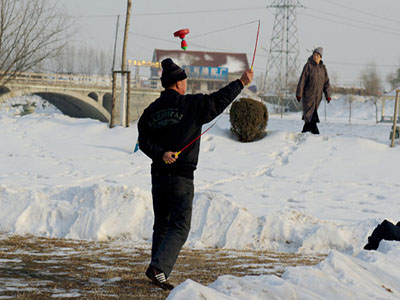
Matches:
[364,242,379,250]
[145,266,174,290]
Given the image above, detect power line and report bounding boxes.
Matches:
[129,32,177,45]
[306,7,400,33]
[190,20,260,39]
[317,0,400,26]
[71,14,121,18]
[300,12,400,37]
[326,61,399,68]
[69,6,267,19]
[133,7,266,16]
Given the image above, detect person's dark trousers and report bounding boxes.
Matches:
[364,219,400,250]
[150,173,194,277]
[302,111,320,134]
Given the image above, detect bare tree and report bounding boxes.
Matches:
[46,44,113,75]
[0,0,70,86]
[359,63,382,96]
[330,71,339,88]
[386,66,400,90]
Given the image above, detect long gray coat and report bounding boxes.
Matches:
[296,56,331,123]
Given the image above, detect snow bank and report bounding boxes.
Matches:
[187,192,371,254]
[0,184,371,254]
[168,242,400,300]
[0,184,153,241]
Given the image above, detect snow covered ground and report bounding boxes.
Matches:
[1,94,399,299]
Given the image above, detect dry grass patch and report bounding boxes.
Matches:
[0,234,325,299]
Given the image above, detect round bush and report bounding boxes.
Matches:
[229,97,268,142]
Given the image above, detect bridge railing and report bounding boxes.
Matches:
[7,72,161,90]
[10,72,112,87]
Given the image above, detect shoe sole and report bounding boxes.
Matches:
[146,271,174,290]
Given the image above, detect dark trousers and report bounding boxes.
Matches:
[364,219,400,250]
[150,173,194,277]
[302,110,320,134]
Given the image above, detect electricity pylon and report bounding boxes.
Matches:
[264,0,303,110]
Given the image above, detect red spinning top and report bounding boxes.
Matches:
[174,29,190,50]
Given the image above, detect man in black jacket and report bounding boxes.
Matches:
[138,58,253,289]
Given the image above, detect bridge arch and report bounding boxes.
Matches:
[0,88,110,122]
[0,86,11,96]
[102,93,112,113]
[88,92,99,101]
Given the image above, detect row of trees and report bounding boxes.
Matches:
[359,63,400,96]
[45,45,113,75]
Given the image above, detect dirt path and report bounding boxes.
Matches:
[0,234,325,299]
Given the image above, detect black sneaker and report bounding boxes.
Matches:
[145,266,174,290]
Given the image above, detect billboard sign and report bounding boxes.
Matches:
[182,66,228,81]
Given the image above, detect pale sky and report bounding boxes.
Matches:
[63,0,400,89]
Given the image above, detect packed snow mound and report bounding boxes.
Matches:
[0,184,154,241]
[0,185,374,254]
[188,191,370,253]
[167,241,400,300]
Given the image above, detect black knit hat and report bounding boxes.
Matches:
[160,58,187,88]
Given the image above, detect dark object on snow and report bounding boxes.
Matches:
[145,265,174,290]
[230,97,268,142]
[364,219,400,250]
[301,110,320,134]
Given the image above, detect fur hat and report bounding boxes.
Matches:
[313,47,323,58]
[160,58,187,88]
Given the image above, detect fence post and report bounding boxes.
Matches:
[126,71,131,126]
[348,95,353,124]
[109,71,117,128]
[390,90,400,147]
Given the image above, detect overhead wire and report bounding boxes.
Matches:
[317,0,400,25]
[300,11,400,37]
[306,7,400,33]
[133,7,266,16]
[69,7,266,18]
[190,20,260,39]
[70,14,121,18]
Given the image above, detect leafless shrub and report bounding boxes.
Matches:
[0,0,71,86]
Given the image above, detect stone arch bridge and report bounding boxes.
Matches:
[0,72,160,123]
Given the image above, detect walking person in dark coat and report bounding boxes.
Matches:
[138,58,253,290]
[296,47,331,134]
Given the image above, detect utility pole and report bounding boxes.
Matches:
[109,15,120,128]
[264,0,303,114]
[112,15,120,72]
[120,0,132,127]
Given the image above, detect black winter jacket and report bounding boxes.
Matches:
[138,79,243,179]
